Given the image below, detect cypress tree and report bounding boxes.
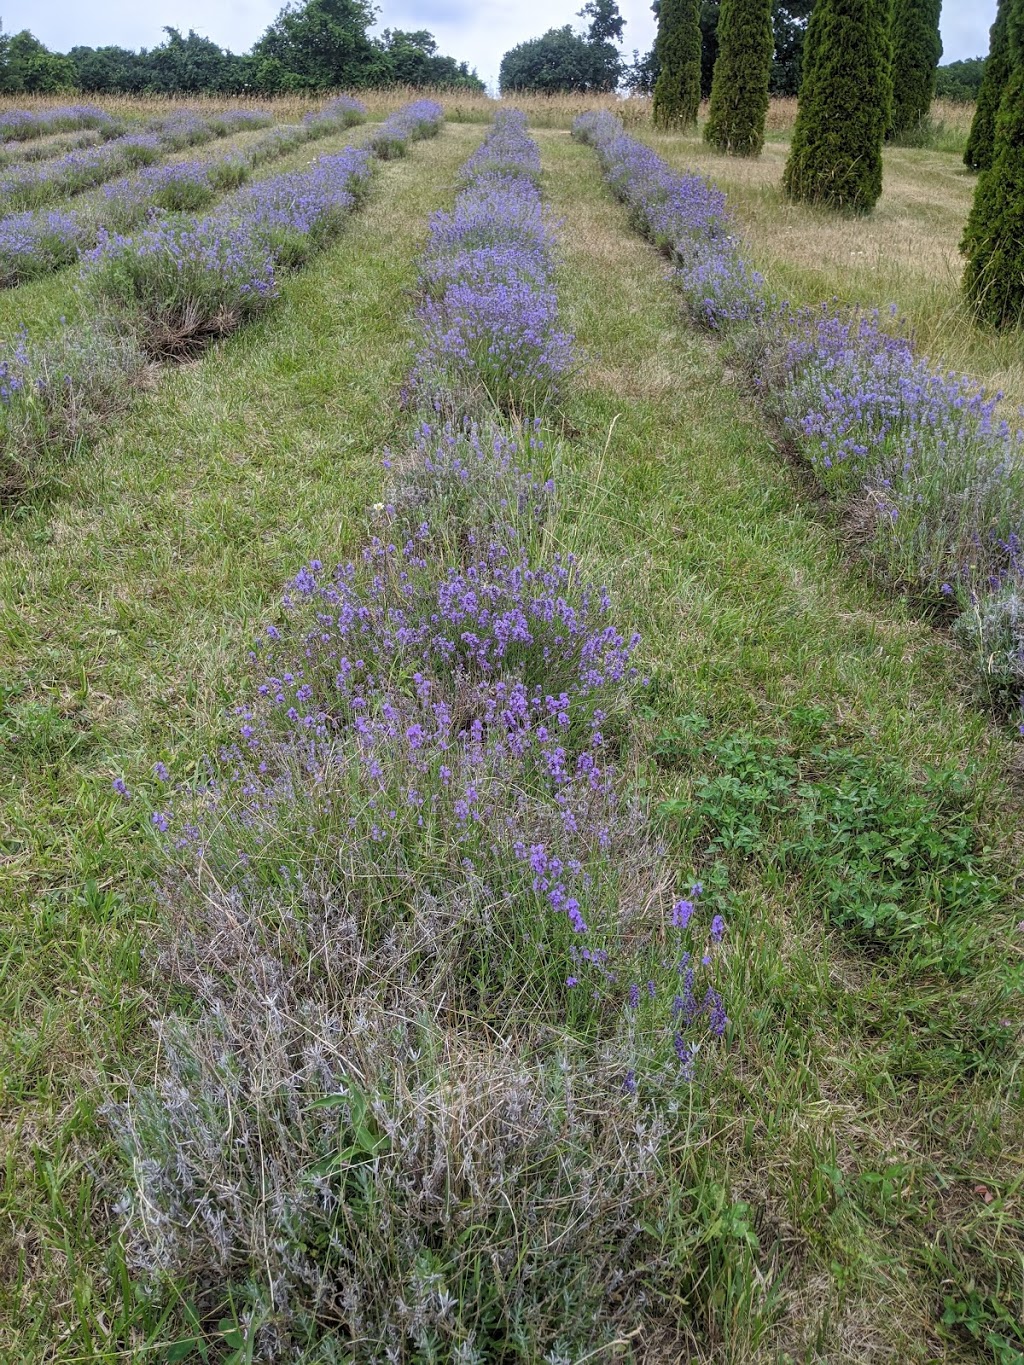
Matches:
[887,0,942,141]
[704,0,774,155]
[653,0,702,126]
[782,0,892,213]
[964,0,1012,171]
[962,0,1024,326]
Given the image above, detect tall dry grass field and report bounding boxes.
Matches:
[0,86,654,128]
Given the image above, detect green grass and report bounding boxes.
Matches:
[1,112,1022,1364]
[0,121,483,1360]
[640,124,1024,412]
[536,126,1023,1362]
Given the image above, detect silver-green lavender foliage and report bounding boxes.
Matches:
[107,115,727,1358]
[0,322,148,495]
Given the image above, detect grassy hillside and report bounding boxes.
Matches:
[0,98,1021,1364]
[0,121,476,1359]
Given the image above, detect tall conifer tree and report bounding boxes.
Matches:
[704,0,774,155]
[962,0,1024,325]
[782,0,892,213]
[653,0,702,126]
[887,0,942,140]
[964,0,1012,170]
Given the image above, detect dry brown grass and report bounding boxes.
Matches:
[0,88,975,139]
[643,120,1024,411]
[0,86,654,129]
[759,94,974,138]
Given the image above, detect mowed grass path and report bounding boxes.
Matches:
[0,122,482,1358]
[538,128,1023,1363]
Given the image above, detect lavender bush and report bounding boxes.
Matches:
[953,583,1024,707]
[83,215,278,358]
[367,99,444,159]
[572,111,765,329]
[457,114,542,186]
[0,103,122,143]
[383,417,556,550]
[0,109,366,290]
[0,207,94,286]
[82,149,371,356]
[303,95,368,133]
[0,127,102,170]
[743,303,1024,712]
[111,423,726,1359]
[108,113,727,1358]
[409,110,573,415]
[0,108,274,217]
[82,102,434,358]
[748,304,1024,594]
[220,147,373,270]
[0,322,147,496]
[99,162,224,230]
[0,133,164,214]
[574,111,1024,719]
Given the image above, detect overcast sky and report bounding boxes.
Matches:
[23,0,997,94]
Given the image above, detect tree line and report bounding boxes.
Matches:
[0,0,485,95]
[642,0,1022,328]
[499,1,984,106]
[499,0,815,96]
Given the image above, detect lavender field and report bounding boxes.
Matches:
[0,95,1022,1365]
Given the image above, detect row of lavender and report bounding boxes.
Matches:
[83,98,443,358]
[109,111,727,1357]
[0,107,276,216]
[0,100,443,497]
[574,110,1024,721]
[407,107,572,412]
[0,127,116,172]
[0,97,367,288]
[0,102,122,143]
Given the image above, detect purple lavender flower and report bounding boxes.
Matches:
[672,898,694,929]
[572,111,763,329]
[408,110,573,413]
[369,100,444,159]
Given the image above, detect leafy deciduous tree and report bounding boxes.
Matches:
[771,0,814,94]
[500,27,620,92]
[374,29,484,89]
[250,0,383,89]
[934,56,986,103]
[499,3,624,94]
[0,29,75,92]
